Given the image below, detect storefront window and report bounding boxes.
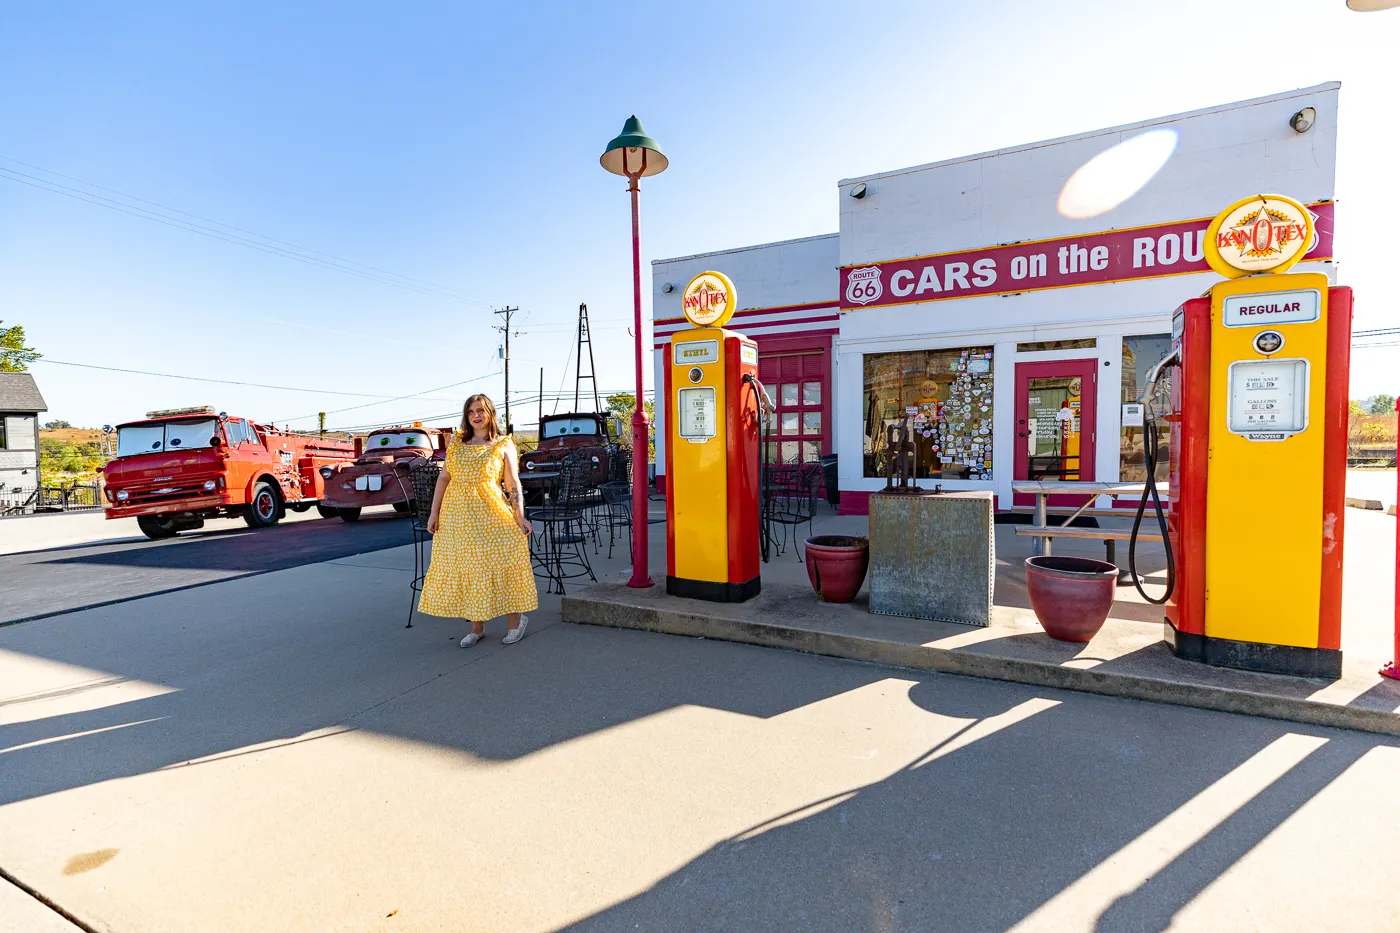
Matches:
[1121,335,1172,483]
[1016,338,1097,352]
[863,347,995,480]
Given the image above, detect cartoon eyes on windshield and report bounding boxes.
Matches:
[404,436,418,445]
[150,441,161,449]
[170,439,183,447]
[378,437,391,446]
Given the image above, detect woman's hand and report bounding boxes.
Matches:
[427,512,440,534]
[515,514,532,535]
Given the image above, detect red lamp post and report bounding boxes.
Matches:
[601,116,668,588]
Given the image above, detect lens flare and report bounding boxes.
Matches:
[1057,128,1178,220]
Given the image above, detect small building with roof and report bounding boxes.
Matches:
[0,372,49,499]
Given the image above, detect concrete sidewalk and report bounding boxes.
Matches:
[564,507,1400,736]
[5,517,1400,931]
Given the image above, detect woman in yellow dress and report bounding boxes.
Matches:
[421,394,538,647]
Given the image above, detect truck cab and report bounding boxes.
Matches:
[518,412,621,503]
[102,406,354,539]
[318,425,451,522]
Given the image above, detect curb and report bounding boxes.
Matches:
[1345,496,1384,511]
[562,591,1400,737]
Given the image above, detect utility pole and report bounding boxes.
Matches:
[318,412,326,437]
[538,367,544,439]
[493,306,519,433]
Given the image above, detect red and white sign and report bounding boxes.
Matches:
[838,202,1334,311]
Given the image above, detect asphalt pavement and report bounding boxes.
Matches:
[0,507,412,624]
[2,532,1399,932]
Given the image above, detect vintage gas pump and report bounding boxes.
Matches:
[1130,194,1352,678]
[664,271,763,602]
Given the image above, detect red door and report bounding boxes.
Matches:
[758,350,829,465]
[1012,359,1098,507]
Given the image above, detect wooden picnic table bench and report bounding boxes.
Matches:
[1011,480,1168,583]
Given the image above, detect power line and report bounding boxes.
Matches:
[0,154,491,305]
[0,166,491,306]
[274,370,503,424]
[32,357,463,399]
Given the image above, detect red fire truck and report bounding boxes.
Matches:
[102,406,355,539]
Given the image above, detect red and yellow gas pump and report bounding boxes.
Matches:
[1131,194,1352,678]
[663,271,763,602]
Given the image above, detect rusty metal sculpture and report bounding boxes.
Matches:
[883,419,922,493]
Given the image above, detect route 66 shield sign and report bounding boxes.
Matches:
[845,266,883,306]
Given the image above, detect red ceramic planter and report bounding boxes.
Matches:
[1024,555,1119,643]
[804,535,870,603]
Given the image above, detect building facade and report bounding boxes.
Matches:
[0,372,49,502]
[651,83,1340,511]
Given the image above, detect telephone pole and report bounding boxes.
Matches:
[494,306,519,433]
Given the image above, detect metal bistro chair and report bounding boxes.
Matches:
[762,462,822,560]
[527,456,597,595]
[404,460,441,628]
[597,480,632,559]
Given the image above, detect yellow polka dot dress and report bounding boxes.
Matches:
[419,435,538,621]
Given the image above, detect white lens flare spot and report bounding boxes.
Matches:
[1057,129,1178,220]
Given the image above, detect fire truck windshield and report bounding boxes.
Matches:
[365,431,431,451]
[543,418,600,439]
[117,419,220,456]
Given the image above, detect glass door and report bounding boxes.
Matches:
[1012,359,1098,507]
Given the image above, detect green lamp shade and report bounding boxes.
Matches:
[600,115,668,177]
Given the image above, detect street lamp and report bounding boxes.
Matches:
[601,115,668,589]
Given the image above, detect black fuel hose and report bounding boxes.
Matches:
[1128,352,1178,605]
[741,373,771,564]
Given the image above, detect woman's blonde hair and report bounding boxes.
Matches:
[458,394,502,442]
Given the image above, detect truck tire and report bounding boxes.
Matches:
[244,481,282,528]
[288,502,311,513]
[316,504,339,519]
[392,501,411,514]
[338,507,362,523]
[137,514,180,540]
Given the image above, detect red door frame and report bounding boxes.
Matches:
[754,333,834,460]
[1012,358,1098,507]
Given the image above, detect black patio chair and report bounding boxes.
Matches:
[527,455,596,595]
[404,461,441,628]
[762,462,822,560]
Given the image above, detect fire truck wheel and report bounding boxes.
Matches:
[244,481,283,528]
[316,504,339,519]
[288,502,312,513]
[338,507,362,523]
[137,515,180,540]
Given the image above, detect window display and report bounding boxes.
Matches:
[1121,335,1171,482]
[863,347,995,480]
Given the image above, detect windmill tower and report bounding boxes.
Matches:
[574,303,602,413]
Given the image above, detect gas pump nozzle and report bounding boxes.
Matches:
[1128,348,1181,605]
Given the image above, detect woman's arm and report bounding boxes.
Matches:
[501,440,531,533]
[426,466,450,534]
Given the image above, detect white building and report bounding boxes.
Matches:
[0,372,48,501]
[652,83,1339,512]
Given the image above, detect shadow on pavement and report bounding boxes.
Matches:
[559,673,1391,933]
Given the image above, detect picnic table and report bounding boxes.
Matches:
[1010,480,1168,581]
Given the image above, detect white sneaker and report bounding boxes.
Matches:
[502,616,529,645]
[460,631,483,648]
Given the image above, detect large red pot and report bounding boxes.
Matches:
[1024,555,1118,643]
[804,535,870,603]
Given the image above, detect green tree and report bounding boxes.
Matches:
[605,392,656,459]
[1367,394,1397,415]
[0,321,40,372]
[43,419,73,429]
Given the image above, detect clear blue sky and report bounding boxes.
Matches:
[2,1,1396,431]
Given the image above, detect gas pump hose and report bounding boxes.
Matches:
[741,373,772,564]
[1128,349,1179,605]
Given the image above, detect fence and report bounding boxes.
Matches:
[0,483,103,516]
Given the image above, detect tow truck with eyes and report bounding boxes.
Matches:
[101,406,356,539]
[316,424,452,522]
[517,412,623,505]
